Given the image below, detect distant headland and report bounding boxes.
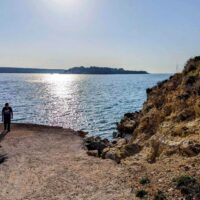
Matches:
[0,67,65,74]
[0,66,148,74]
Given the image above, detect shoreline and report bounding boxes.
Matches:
[5,123,72,131]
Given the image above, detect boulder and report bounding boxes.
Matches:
[112,131,119,138]
[117,119,137,133]
[116,138,127,147]
[77,130,88,138]
[87,150,99,157]
[103,148,121,163]
[120,144,141,158]
[101,143,141,163]
[124,112,134,118]
[180,141,200,157]
[84,136,110,156]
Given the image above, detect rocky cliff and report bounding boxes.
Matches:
[84,56,200,199]
[103,56,200,163]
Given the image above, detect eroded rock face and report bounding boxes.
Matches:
[109,56,200,162]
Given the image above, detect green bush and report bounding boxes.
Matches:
[173,175,200,199]
[140,177,150,185]
[153,191,166,200]
[173,176,196,188]
[136,190,148,198]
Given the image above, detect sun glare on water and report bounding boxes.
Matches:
[43,74,78,98]
[46,74,73,82]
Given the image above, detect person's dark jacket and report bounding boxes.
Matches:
[2,107,13,122]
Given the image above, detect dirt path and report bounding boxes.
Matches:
[0,124,133,200]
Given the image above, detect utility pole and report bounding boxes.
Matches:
[176,64,179,73]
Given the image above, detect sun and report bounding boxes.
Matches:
[50,0,75,7]
[42,0,84,15]
[45,0,82,11]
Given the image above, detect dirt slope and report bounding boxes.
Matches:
[0,124,133,200]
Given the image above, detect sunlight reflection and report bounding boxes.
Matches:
[44,74,77,98]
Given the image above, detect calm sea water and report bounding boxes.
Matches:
[0,73,170,138]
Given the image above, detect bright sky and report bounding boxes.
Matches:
[0,0,200,73]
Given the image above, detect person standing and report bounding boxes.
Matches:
[2,103,13,132]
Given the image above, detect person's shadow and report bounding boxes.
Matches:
[0,130,9,164]
[0,130,9,142]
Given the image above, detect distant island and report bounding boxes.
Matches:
[64,66,148,74]
[0,66,148,74]
[0,67,65,74]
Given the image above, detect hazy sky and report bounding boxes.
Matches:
[0,0,200,73]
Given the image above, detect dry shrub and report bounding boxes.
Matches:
[171,126,189,137]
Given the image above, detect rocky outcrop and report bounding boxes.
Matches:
[104,56,200,162]
[84,136,110,157]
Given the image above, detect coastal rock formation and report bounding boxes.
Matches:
[105,56,200,163]
[83,56,200,199]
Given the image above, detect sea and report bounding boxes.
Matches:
[0,73,170,138]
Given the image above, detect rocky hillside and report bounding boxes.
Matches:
[84,56,200,199]
[103,56,200,163]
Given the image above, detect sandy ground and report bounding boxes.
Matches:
[0,124,134,200]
